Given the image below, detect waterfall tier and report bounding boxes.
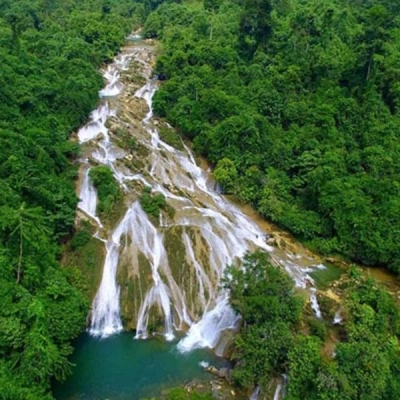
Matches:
[76,40,325,354]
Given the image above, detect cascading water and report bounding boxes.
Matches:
[90,236,123,336]
[310,287,322,319]
[273,382,283,400]
[77,39,327,354]
[78,166,102,227]
[249,385,260,400]
[333,309,343,324]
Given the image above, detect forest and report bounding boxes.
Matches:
[145,1,400,395]
[147,0,400,273]
[0,0,156,397]
[224,252,400,400]
[1,0,400,398]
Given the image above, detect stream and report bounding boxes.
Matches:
[56,36,344,399]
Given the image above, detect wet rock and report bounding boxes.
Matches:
[218,367,230,379]
[206,366,220,376]
[212,388,224,399]
[206,365,234,385]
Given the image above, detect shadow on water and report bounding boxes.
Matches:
[53,333,227,400]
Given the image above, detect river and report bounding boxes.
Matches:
[56,36,355,399]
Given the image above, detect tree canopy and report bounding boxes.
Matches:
[148,0,400,273]
[0,0,146,397]
[224,253,400,399]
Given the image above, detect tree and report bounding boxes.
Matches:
[286,336,322,400]
[213,157,238,193]
[224,252,303,388]
[239,0,272,57]
[0,204,51,284]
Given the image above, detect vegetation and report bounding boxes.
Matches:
[164,388,213,400]
[2,0,400,398]
[0,0,148,397]
[224,252,400,399]
[142,387,214,400]
[89,165,122,215]
[287,272,400,400]
[159,125,185,150]
[147,0,400,273]
[70,222,92,251]
[65,220,105,299]
[144,0,400,393]
[140,186,167,219]
[224,252,303,388]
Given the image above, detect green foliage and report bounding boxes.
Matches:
[165,387,214,399]
[213,157,238,193]
[70,226,92,250]
[308,318,328,341]
[159,125,184,150]
[140,186,167,219]
[0,0,145,396]
[141,387,214,400]
[285,276,400,400]
[149,0,400,272]
[89,165,121,215]
[286,336,323,400]
[224,251,303,388]
[223,255,400,398]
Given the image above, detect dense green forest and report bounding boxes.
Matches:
[224,252,400,399]
[147,0,400,273]
[0,0,156,397]
[144,1,400,394]
[2,0,400,398]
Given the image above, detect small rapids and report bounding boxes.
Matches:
[249,385,260,400]
[310,287,322,319]
[76,39,326,355]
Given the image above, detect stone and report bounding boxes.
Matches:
[266,237,276,245]
[218,367,229,379]
[207,366,220,376]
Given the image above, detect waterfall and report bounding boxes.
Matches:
[99,63,122,97]
[178,296,239,355]
[77,40,327,352]
[310,288,322,319]
[333,309,343,324]
[90,238,123,337]
[273,382,283,400]
[78,103,110,143]
[248,377,284,400]
[78,167,102,227]
[249,385,260,400]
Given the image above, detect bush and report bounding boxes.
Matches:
[70,228,91,250]
[140,186,166,219]
[89,165,121,215]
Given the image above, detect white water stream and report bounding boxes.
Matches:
[249,385,260,400]
[76,40,324,356]
[273,383,283,400]
[310,287,322,319]
[78,166,100,226]
[333,309,343,324]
